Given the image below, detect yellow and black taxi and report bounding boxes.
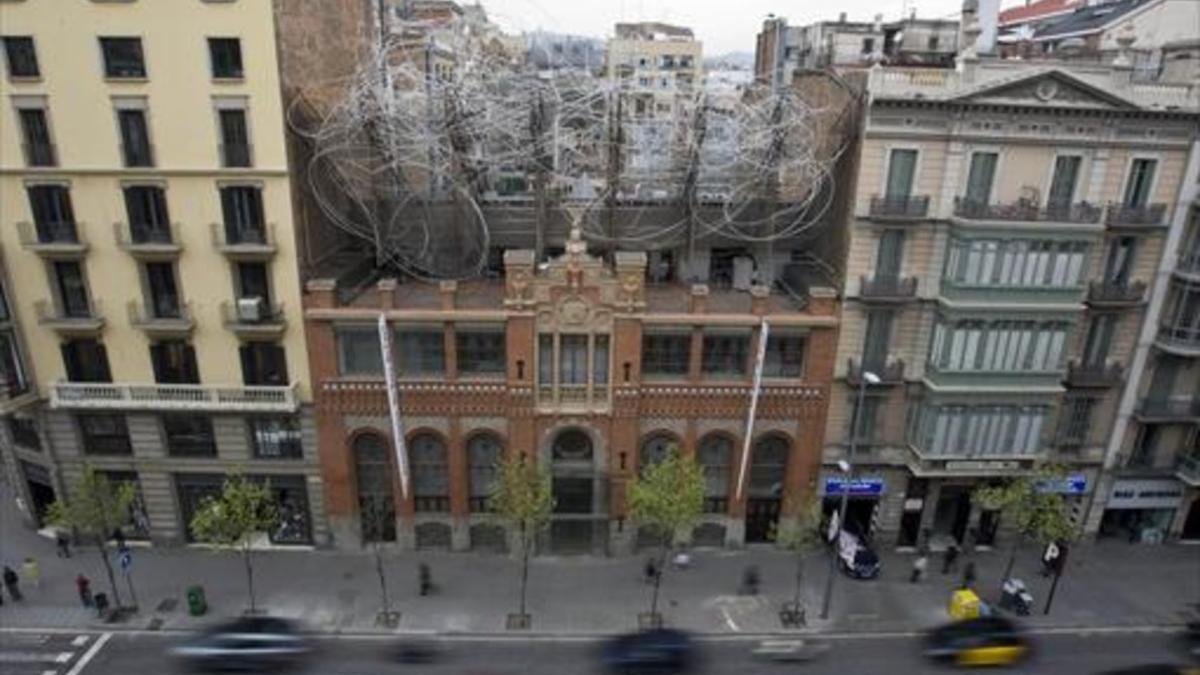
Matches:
[924,616,1030,668]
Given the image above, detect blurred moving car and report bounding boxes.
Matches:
[601,628,694,674]
[391,638,442,664]
[924,616,1029,668]
[170,616,312,672]
[837,530,881,579]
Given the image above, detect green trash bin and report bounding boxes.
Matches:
[186,585,207,616]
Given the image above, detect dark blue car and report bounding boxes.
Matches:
[601,628,694,674]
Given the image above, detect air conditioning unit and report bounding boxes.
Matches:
[237,296,265,322]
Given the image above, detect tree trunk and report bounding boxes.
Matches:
[243,544,257,613]
[375,544,390,614]
[648,539,670,617]
[518,522,531,617]
[792,552,804,612]
[96,537,122,609]
[1001,530,1025,589]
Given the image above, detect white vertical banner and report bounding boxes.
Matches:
[735,319,770,503]
[378,313,410,499]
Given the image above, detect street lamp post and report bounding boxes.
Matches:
[819,369,880,620]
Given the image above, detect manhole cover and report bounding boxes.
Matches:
[156,598,178,613]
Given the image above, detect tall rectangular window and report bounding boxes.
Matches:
[144,262,181,319]
[218,109,251,167]
[239,342,288,386]
[701,332,749,377]
[763,334,805,378]
[1103,236,1137,284]
[862,311,892,371]
[1047,155,1081,209]
[3,36,39,78]
[964,151,998,206]
[117,109,154,167]
[150,340,199,384]
[61,340,111,383]
[249,417,303,459]
[455,327,505,376]
[236,262,271,305]
[53,262,90,318]
[18,108,55,166]
[559,335,588,385]
[27,185,76,243]
[78,414,132,455]
[123,186,170,243]
[336,327,382,376]
[99,37,145,78]
[885,149,917,199]
[163,414,216,457]
[207,37,243,79]
[538,334,553,386]
[395,329,444,375]
[0,330,27,397]
[220,186,265,243]
[1057,396,1094,445]
[875,230,905,280]
[642,333,690,377]
[594,335,609,385]
[1123,158,1157,208]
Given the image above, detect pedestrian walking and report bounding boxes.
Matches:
[76,574,92,608]
[55,531,71,558]
[910,550,929,583]
[643,558,658,584]
[941,543,959,575]
[112,528,126,552]
[418,563,432,596]
[741,565,760,595]
[22,558,39,590]
[962,561,977,590]
[3,566,22,601]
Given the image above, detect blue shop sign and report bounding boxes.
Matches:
[1036,475,1088,495]
[825,477,885,497]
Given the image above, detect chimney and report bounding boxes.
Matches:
[839,12,847,23]
[976,0,1000,55]
[873,13,883,31]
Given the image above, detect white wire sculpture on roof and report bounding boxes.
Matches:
[290,33,853,281]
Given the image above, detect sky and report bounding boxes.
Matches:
[475,0,1026,56]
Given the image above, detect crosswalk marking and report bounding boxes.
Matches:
[55,651,73,663]
[0,633,95,675]
[70,636,88,648]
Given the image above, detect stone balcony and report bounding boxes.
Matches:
[115,221,182,260]
[211,222,278,260]
[50,381,300,413]
[17,221,89,258]
[859,275,918,303]
[1156,323,1200,357]
[34,299,104,336]
[1134,396,1200,422]
[868,195,929,221]
[1087,280,1147,307]
[1064,360,1124,388]
[846,358,905,386]
[953,198,1102,224]
[1106,203,1168,228]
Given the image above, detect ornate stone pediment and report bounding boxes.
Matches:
[954,71,1138,110]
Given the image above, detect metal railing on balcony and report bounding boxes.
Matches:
[23,142,57,167]
[1177,452,1200,485]
[114,221,181,258]
[1157,323,1200,354]
[18,220,86,252]
[34,298,102,324]
[1177,248,1200,278]
[869,195,930,219]
[211,222,276,257]
[128,300,194,333]
[1135,396,1200,420]
[220,142,253,168]
[953,197,1101,223]
[220,300,285,331]
[127,222,174,245]
[847,358,905,385]
[859,275,918,301]
[1065,360,1124,388]
[50,381,300,413]
[1106,202,1167,227]
[1087,279,1147,306]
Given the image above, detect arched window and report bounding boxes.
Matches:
[638,433,676,473]
[409,432,449,512]
[467,433,503,512]
[749,435,790,498]
[551,428,593,463]
[354,433,395,542]
[697,434,733,513]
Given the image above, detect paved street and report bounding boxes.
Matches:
[0,627,1190,675]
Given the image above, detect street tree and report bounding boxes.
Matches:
[488,454,554,627]
[360,495,399,626]
[771,492,824,626]
[974,465,1076,589]
[46,467,137,611]
[628,448,705,624]
[189,474,277,614]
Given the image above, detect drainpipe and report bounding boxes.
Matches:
[734,319,770,504]
[378,313,411,499]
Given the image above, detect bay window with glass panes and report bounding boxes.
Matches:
[537,331,609,407]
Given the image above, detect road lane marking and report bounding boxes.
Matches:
[71,636,89,647]
[63,632,110,675]
[719,607,740,632]
[41,670,56,675]
[56,651,73,662]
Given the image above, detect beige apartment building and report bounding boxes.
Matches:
[605,22,702,119]
[0,0,325,546]
[824,54,1199,548]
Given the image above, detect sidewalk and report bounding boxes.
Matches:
[1,483,1197,636]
